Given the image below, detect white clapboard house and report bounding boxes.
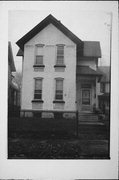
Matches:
[16,14,102,118]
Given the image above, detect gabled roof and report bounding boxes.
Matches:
[16,14,83,50]
[83,41,101,58]
[76,66,102,76]
[8,41,16,72]
[98,66,110,82]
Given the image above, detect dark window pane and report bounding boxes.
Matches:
[34,93,42,99]
[55,94,63,100]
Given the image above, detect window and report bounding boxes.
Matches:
[34,78,42,99]
[35,45,44,65]
[36,55,43,65]
[100,83,105,93]
[55,79,63,100]
[56,45,64,65]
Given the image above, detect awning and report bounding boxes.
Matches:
[76,66,102,76]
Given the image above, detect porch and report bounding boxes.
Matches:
[76,66,102,113]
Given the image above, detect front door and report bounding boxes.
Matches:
[81,89,91,111]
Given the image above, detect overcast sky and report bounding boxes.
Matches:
[8,2,115,72]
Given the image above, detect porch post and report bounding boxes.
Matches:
[95,77,98,108]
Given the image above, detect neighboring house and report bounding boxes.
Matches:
[8,42,20,117]
[16,14,102,118]
[97,66,110,114]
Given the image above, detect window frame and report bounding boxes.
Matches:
[35,55,43,65]
[55,78,64,101]
[56,44,65,66]
[34,78,43,100]
[34,44,45,67]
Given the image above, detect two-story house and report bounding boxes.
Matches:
[16,14,102,118]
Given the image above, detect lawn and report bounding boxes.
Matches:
[8,117,109,159]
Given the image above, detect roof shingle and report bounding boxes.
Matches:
[83,41,101,58]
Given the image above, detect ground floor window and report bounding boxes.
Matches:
[34,78,43,99]
[55,78,63,100]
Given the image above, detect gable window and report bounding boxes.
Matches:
[56,45,64,65]
[34,78,43,100]
[34,44,44,67]
[55,79,63,100]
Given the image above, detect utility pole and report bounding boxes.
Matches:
[104,12,112,159]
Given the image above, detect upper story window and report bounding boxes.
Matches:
[36,55,43,65]
[55,78,63,100]
[34,78,43,100]
[34,44,44,66]
[56,45,64,65]
[100,82,105,93]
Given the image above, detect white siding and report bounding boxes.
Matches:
[21,24,76,111]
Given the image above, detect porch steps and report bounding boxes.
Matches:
[78,112,99,124]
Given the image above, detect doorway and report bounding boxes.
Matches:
[81,89,92,111]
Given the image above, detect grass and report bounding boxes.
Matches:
[8,117,109,159]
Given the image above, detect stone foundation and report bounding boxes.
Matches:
[63,112,76,119]
[20,111,33,117]
[42,112,54,118]
[20,110,76,119]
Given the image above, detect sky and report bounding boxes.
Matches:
[8,2,114,72]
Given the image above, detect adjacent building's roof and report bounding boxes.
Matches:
[16,14,83,51]
[76,66,102,76]
[83,41,101,58]
[98,66,110,82]
[8,41,16,72]
[17,48,23,56]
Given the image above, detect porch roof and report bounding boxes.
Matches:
[98,93,110,100]
[76,66,102,76]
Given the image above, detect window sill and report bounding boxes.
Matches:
[33,65,45,68]
[32,99,44,103]
[54,65,66,68]
[53,100,65,103]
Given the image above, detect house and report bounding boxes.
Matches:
[16,14,102,118]
[8,41,20,117]
[97,66,110,114]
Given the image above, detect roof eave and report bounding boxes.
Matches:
[16,14,83,50]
